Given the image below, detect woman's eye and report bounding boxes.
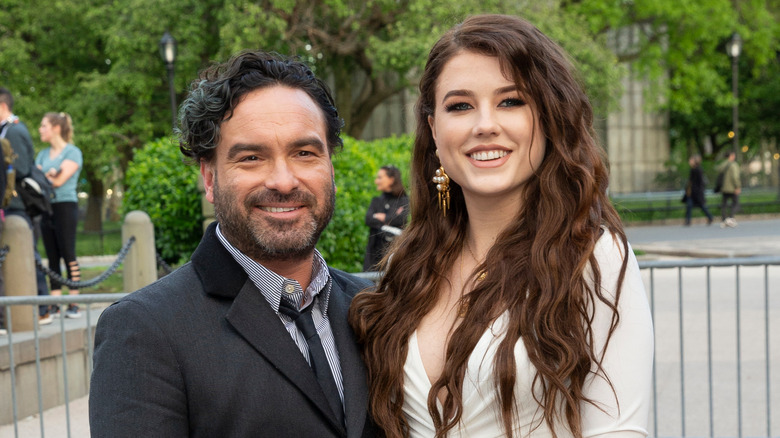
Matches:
[444,102,472,112]
[499,98,526,108]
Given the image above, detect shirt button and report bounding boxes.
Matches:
[285,284,295,294]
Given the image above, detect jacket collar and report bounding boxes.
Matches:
[190,222,358,436]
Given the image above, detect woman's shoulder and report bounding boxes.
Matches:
[64,143,83,160]
[35,147,50,162]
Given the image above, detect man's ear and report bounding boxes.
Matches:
[200,160,215,204]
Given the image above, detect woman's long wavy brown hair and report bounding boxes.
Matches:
[349,14,629,438]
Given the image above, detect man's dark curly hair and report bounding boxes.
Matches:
[178,50,343,163]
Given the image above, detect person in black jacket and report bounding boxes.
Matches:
[363,165,409,271]
[0,88,51,329]
[683,154,714,226]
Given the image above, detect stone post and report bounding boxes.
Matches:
[122,211,157,293]
[1,215,35,331]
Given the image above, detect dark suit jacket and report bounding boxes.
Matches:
[89,223,376,437]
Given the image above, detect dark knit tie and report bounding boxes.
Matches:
[278,298,344,426]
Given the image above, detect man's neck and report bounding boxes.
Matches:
[256,255,315,291]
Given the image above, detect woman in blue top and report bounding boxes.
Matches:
[36,112,83,318]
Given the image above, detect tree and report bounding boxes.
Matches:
[562,0,780,163]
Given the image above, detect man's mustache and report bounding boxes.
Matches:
[245,190,316,209]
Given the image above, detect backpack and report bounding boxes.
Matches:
[713,162,732,194]
[1,138,17,208]
[17,165,54,217]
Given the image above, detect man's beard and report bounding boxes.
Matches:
[213,179,335,263]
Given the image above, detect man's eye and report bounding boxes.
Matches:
[239,155,259,162]
[444,102,472,112]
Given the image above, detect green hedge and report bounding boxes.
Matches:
[122,137,203,264]
[319,135,413,272]
[122,135,413,272]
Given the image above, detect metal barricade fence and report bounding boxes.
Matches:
[642,255,780,438]
[1,255,779,437]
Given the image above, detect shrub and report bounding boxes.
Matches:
[122,134,412,272]
[122,137,203,264]
[319,135,413,272]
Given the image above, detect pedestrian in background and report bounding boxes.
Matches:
[36,112,83,318]
[718,150,741,228]
[0,87,51,330]
[363,165,409,271]
[683,154,714,226]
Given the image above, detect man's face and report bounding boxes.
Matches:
[201,85,335,263]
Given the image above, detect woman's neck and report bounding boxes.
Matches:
[50,136,67,150]
[463,195,520,259]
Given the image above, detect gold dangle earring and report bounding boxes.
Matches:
[432,158,450,216]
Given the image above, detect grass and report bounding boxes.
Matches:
[36,220,123,257]
[611,189,780,223]
[74,266,125,294]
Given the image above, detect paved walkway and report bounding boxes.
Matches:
[2,216,778,437]
[627,216,780,259]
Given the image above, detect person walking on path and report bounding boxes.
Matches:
[89,50,377,438]
[36,112,83,318]
[683,154,714,226]
[719,150,741,227]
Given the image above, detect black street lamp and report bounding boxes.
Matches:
[159,31,177,129]
[725,32,742,158]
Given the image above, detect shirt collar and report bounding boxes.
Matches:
[215,223,332,315]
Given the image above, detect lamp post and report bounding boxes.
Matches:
[725,32,742,159]
[159,31,177,129]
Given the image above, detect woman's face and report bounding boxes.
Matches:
[374,169,393,193]
[428,51,545,205]
[39,118,56,143]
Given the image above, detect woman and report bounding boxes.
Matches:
[364,165,409,271]
[683,154,713,226]
[37,112,83,318]
[350,14,653,437]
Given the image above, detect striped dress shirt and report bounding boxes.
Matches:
[216,225,344,403]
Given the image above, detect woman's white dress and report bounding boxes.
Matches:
[402,232,654,437]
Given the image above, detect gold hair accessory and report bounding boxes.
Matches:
[432,166,450,216]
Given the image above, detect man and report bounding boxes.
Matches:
[89,51,376,437]
[0,88,52,331]
[719,150,741,228]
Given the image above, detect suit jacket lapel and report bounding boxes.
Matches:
[192,223,347,435]
[328,274,370,438]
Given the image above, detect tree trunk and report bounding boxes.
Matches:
[332,60,354,138]
[83,176,104,233]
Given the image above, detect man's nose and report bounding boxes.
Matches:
[264,159,300,193]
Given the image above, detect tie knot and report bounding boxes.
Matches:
[278,298,318,340]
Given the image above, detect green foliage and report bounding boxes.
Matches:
[318,135,412,272]
[122,137,203,264]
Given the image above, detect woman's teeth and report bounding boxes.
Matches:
[470,150,508,161]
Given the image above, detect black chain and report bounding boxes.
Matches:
[0,245,8,268]
[156,252,174,275]
[35,236,136,288]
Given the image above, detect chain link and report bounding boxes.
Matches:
[156,252,174,275]
[35,236,136,288]
[0,245,8,267]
